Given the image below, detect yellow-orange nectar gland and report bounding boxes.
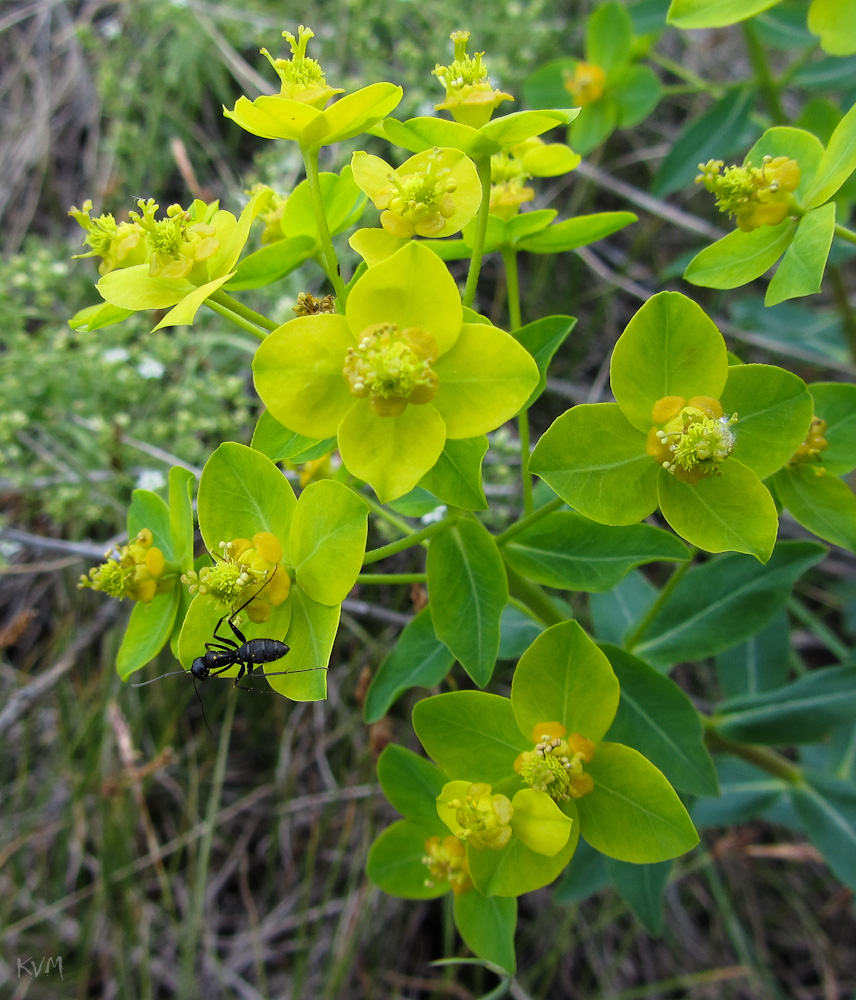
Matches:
[78,528,167,603]
[563,62,606,106]
[696,155,800,232]
[344,324,439,416]
[787,417,828,469]
[422,835,473,894]
[646,395,738,485]
[130,199,219,280]
[260,25,343,109]
[515,725,596,801]
[181,532,289,623]
[445,783,514,850]
[378,150,458,239]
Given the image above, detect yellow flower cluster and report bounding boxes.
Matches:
[79,528,169,603]
[514,721,596,801]
[422,835,473,895]
[444,783,514,849]
[696,155,801,232]
[646,394,739,485]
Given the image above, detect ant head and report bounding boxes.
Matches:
[190,657,209,680]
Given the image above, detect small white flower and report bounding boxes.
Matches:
[137,357,165,379]
[136,469,166,491]
[102,347,130,364]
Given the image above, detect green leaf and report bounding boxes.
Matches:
[412,691,529,784]
[116,589,180,679]
[364,609,455,723]
[805,99,856,208]
[773,465,856,552]
[517,212,637,254]
[511,620,620,743]
[590,571,657,645]
[553,837,610,902]
[197,443,296,559]
[587,2,634,73]
[652,87,758,198]
[510,315,577,407]
[227,235,316,290]
[809,0,856,55]
[810,382,856,475]
[366,820,448,899]
[379,116,500,156]
[604,856,672,935]
[692,757,787,827]
[523,59,577,112]
[766,203,836,305]
[790,771,856,890]
[251,410,335,464]
[272,586,338,701]
[505,209,558,241]
[631,541,826,670]
[612,65,662,128]
[376,744,448,823]
[530,403,658,525]
[453,892,517,975]
[715,664,856,743]
[427,520,507,686]
[570,97,618,155]
[68,301,134,332]
[601,644,719,796]
[98,264,188,311]
[168,466,195,571]
[657,459,778,561]
[153,272,235,330]
[499,602,545,659]
[578,743,699,862]
[467,804,579,896]
[419,437,489,511]
[479,109,577,145]
[304,83,403,147]
[667,0,780,29]
[128,489,174,561]
[715,612,791,698]
[684,220,798,289]
[610,291,729,433]
[503,512,689,593]
[289,480,367,605]
[720,363,814,480]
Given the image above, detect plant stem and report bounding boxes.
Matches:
[210,289,278,332]
[204,297,268,340]
[495,496,565,546]
[300,144,348,304]
[179,693,236,998]
[360,493,417,535]
[648,51,723,97]
[834,222,856,246]
[358,572,427,584]
[518,410,534,517]
[463,154,494,310]
[742,20,787,125]
[500,247,534,515]
[624,550,697,652]
[787,596,852,662]
[702,720,804,784]
[503,561,567,627]
[362,515,460,565]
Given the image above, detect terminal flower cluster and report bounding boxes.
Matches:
[786,416,828,468]
[79,528,173,603]
[68,201,148,275]
[563,62,606,106]
[696,155,801,231]
[260,25,343,108]
[432,30,513,128]
[515,723,595,801]
[421,835,472,894]
[646,394,738,484]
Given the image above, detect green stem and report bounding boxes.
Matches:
[300,144,348,304]
[358,572,427,584]
[361,493,417,536]
[179,693,236,998]
[648,51,723,96]
[500,247,533,514]
[362,515,459,565]
[742,20,787,125]
[503,561,567,627]
[787,596,852,663]
[702,719,804,784]
[495,496,565,546]
[204,297,267,340]
[518,410,534,517]
[624,550,697,652]
[834,223,856,246]
[210,289,278,332]
[462,154,494,310]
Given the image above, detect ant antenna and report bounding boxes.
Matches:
[132,670,189,687]
[194,677,213,735]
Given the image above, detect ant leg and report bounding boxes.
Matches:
[205,637,238,654]
[223,566,281,644]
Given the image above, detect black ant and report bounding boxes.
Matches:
[134,570,294,694]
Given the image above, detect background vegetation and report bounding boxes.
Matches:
[2,0,855,996]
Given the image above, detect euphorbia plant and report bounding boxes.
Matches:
[68,18,856,984]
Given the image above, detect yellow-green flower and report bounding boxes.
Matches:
[696,155,801,232]
[490,136,580,221]
[224,25,401,148]
[68,201,148,275]
[79,528,175,604]
[253,241,538,501]
[351,147,481,239]
[94,188,272,329]
[433,30,513,129]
